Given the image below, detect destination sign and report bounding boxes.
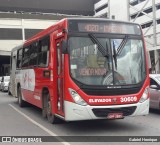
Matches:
[68,20,141,35]
[78,23,140,35]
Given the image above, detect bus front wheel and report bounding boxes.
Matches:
[46,94,59,124]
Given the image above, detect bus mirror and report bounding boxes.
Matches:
[62,40,68,54]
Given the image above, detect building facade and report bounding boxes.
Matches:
[0,15,60,76]
[94,0,129,20]
[130,0,160,73]
[94,0,160,73]
[0,0,99,76]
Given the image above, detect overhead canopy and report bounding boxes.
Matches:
[0,0,99,16]
[0,55,10,66]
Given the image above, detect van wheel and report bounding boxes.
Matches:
[17,86,26,107]
[46,94,59,124]
[8,90,11,95]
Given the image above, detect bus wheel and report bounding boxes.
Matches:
[46,94,59,124]
[42,96,47,118]
[17,86,26,107]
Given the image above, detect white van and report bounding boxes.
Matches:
[1,76,10,92]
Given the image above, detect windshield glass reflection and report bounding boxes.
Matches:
[69,36,146,86]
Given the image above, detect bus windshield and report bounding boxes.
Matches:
[69,35,146,86]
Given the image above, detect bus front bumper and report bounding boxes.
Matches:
[64,99,149,121]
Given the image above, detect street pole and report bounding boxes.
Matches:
[127,0,130,21]
[152,0,158,73]
[108,0,110,19]
[153,0,157,46]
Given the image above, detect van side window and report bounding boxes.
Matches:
[38,37,50,67]
[17,49,22,68]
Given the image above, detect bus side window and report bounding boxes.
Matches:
[17,49,22,68]
[38,37,50,67]
[29,42,38,66]
[22,46,30,67]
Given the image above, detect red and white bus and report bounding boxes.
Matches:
[10,18,150,123]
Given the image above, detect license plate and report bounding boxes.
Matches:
[107,113,123,119]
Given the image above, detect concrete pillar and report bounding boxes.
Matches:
[22,19,25,42]
[109,0,129,21]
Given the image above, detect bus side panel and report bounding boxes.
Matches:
[22,89,41,108]
[34,68,52,108]
[17,69,42,108]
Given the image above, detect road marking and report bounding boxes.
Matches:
[9,104,70,145]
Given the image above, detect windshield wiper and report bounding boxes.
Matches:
[88,33,109,57]
[117,35,129,56]
[112,41,117,70]
[112,35,129,70]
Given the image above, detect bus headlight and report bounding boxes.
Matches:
[69,88,87,106]
[139,88,149,103]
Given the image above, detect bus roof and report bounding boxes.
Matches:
[67,17,140,25]
[24,18,68,46]
[23,17,141,47]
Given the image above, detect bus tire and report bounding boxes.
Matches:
[42,95,47,118]
[17,86,26,107]
[46,93,59,124]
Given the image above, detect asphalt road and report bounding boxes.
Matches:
[0,91,160,145]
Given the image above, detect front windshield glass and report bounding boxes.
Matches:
[69,36,146,86]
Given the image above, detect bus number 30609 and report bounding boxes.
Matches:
[120,96,137,103]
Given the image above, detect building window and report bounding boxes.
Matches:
[130,7,152,19]
[139,0,145,2]
[130,0,138,6]
[141,21,152,29]
[157,4,160,10]
[157,19,160,24]
[0,28,22,40]
[95,4,108,13]
[130,0,146,6]
[25,29,43,40]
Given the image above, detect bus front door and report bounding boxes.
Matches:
[56,40,64,116]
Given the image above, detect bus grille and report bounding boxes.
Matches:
[92,106,137,117]
[81,87,140,96]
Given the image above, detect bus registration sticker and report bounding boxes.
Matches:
[107,113,123,119]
